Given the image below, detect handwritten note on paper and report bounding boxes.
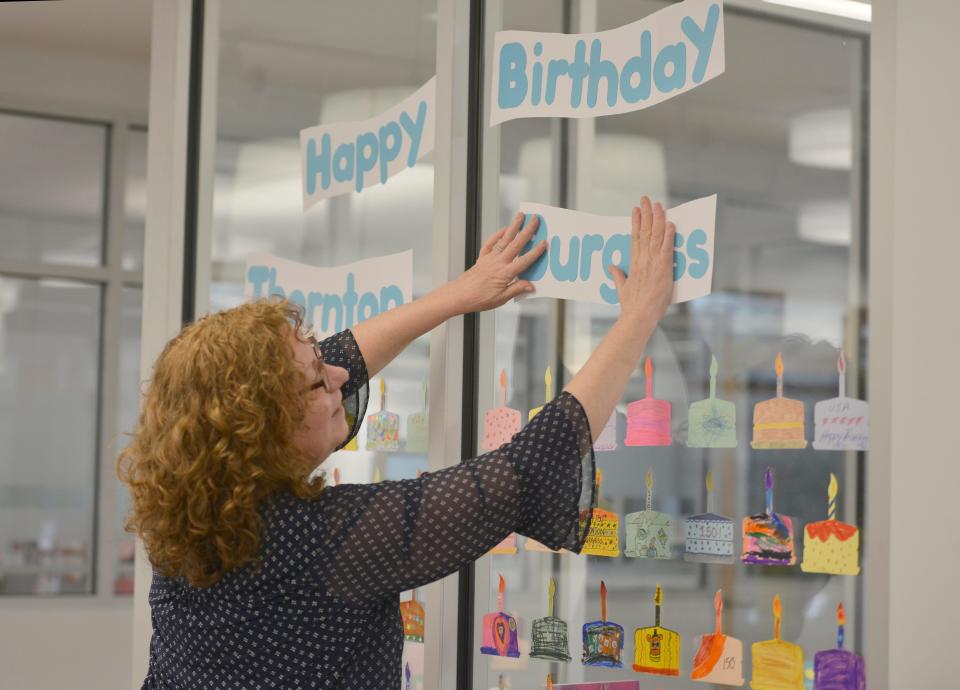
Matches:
[301,77,436,207]
[244,251,413,340]
[516,195,716,306]
[491,0,725,124]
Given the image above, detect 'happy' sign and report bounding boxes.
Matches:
[516,195,716,306]
[490,0,725,125]
[300,78,436,209]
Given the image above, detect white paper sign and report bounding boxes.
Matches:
[300,77,436,209]
[516,195,716,305]
[490,0,724,125]
[244,251,413,339]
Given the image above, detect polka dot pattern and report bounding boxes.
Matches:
[142,331,595,689]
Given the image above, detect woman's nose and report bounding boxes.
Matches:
[329,364,350,391]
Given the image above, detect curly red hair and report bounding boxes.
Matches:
[117,299,324,587]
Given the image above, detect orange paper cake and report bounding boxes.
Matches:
[751,398,806,449]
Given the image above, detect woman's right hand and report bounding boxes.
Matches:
[608,196,676,328]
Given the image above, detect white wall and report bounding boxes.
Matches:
[868,1,960,688]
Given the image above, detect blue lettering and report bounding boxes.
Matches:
[307,290,325,327]
[288,289,306,311]
[268,267,285,299]
[333,142,354,183]
[247,265,270,298]
[587,39,618,108]
[682,4,720,84]
[358,292,379,321]
[600,233,631,304]
[498,43,528,109]
[399,100,427,167]
[355,132,378,193]
[379,284,404,311]
[378,122,402,183]
[342,273,359,329]
[550,236,580,282]
[654,42,686,93]
[305,134,331,194]
[567,41,589,108]
[531,43,543,106]
[673,232,687,281]
[518,214,549,281]
[546,58,570,106]
[322,295,343,332]
[686,228,710,278]
[580,234,604,280]
[620,31,652,103]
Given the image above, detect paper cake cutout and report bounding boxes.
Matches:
[813,352,869,451]
[692,590,744,686]
[400,589,424,643]
[366,378,400,451]
[801,474,860,576]
[814,603,865,690]
[685,471,736,564]
[752,353,807,449]
[490,533,519,555]
[529,367,552,420]
[582,581,624,668]
[525,537,565,554]
[482,369,522,450]
[480,574,520,658]
[625,357,672,446]
[742,468,797,566]
[751,595,804,690]
[530,577,572,662]
[625,469,672,559]
[594,411,618,452]
[406,380,429,453]
[546,683,640,690]
[581,470,620,557]
[688,355,738,448]
[633,584,681,676]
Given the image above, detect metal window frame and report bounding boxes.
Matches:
[0,99,145,611]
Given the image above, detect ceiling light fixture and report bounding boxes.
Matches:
[762,0,871,22]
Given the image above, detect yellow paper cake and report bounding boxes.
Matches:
[580,508,620,557]
[750,639,804,690]
[801,519,860,575]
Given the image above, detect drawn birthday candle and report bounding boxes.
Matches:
[688,355,738,448]
[529,367,552,420]
[633,584,681,677]
[530,577,572,662]
[751,595,804,690]
[594,411,618,452]
[625,356,672,446]
[332,467,341,486]
[813,603,866,690]
[624,469,673,559]
[545,673,553,690]
[813,352,869,451]
[405,380,429,454]
[366,378,400,451]
[482,369,522,450]
[742,468,797,566]
[480,574,520,658]
[751,353,807,449]
[582,580,624,668]
[580,469,621,557]
[685,471,736,564]
[399,589,424,643]
[405,663,411,690]
[801,474,860,575]
[692,590,744,686]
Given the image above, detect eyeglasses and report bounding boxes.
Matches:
[307,336,331,391]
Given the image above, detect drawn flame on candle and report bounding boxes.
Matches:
[596,468,603,492]
[654,583,663,607]
[714,589,723,634]
[498,573,505,612]
[500,368,507,406]
[544,367,553,402]
[706,470,714,495]
[546,673,554,690]
[380,377,386,411]
[828,473,839,521]
[773,594,782,641]
[645,356,654,399]
[601,580,607,623]
[405,663,411,690]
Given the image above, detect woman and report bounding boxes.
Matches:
[120,198,675,689]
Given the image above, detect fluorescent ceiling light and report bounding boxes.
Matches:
[798,201,851,246]
[789,108,852,170]
[763,0,871,22]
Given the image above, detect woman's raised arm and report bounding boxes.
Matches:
[349,213,547,377]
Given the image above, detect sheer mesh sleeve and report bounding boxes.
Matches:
[318,330,368,451]
[311,391,595,602]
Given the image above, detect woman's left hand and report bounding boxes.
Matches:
[447,212,547,314]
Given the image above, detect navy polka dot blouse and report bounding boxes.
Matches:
[142,330,596,689]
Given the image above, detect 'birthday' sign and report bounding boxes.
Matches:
[490,0,724,125]
[516,195,716,306]
[244,251,413,339]
[300,77,436,209]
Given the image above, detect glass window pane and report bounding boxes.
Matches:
[0,112,106,267]
[0,276,101,595]
[475,3,866,688]
[113,286,143,595]
[123,127,148,272]
[209,2,437,683]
